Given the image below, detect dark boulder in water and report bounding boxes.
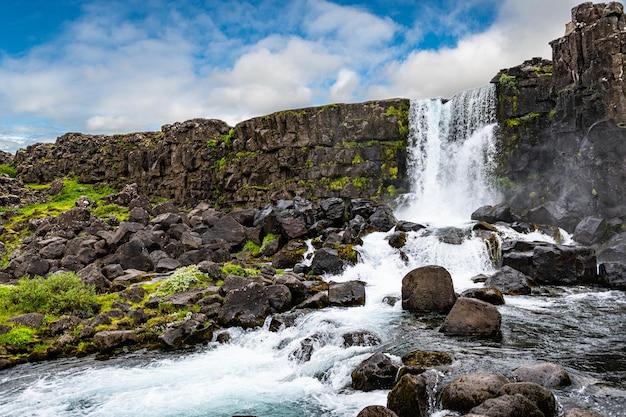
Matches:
[469,393,544,417]
[351,352,400,392]
[356,405,399,417]
[441,371,510,413]
[439,297,502,338]
[386,373,429,417]
[401,265,457,313]
[512,362,572,388]
[485,266,533,296]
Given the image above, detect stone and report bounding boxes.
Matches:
[386,374,429,417]
[599,262,626,290]
[439,297,502,338]
[93,330,137,351]
[563,408,605,417]
[401,265,457,313]
[351,352,400,392]
[469,393,544,417]
[311,247,345,275]
[217,282,271,328]
[512,362,572,388]
[573,216,608,245]
[356,405,399,417]
[498,382,557,417]
[265,284,292,312]
[471,203,514,224]
[342,331,381,348]
[289,333,326,363]
[7,313,45,328]
[387,231,407,249]
[328,280,366,306]
[440,372,510,413]
[485,266,533,296]
[460,287,505,305]
[114,240,154,271]
[202,215,247,249]
[401,349,453,369]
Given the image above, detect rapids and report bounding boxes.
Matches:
[0,85,624,416]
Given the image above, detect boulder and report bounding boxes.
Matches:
[78,263,111,293]
[217,282,271,328]
[469,393,544,417]
[159,317,213,349]
[356,405,399,417]
[273,272,309,304]
[471,203,514,224]
[272,239,307,269]
[401,265,457,313]
[573,216,608,245]
[386,374,429,417]
[485,266,533,296]
[387,231,407,249]
[512,362,572,388]
[401,349,453,369]
[498,382,557,417]
[6,312,45,328]
[460,287,505,305]
[265,284,292,312]
[114,240,154,271]
[440,372,510,413]
[598,262,626,290]
[289,333,326,363]
[319,198,346,226]
[439,297,501,338]
[351,352,400,392]
[596,231,626,263]
[368,205,398,232]
[563,408,605,417]
[342,331,381,348]
[93,330,137,351]
[202,215,247,249]
[311,247,345,275]
[328,280,366,306]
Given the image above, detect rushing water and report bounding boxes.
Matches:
[1,86,625,417]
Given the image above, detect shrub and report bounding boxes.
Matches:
[0,164,17,178]
[157,265,208,297]
[5,271,98,315]
[0,326,35,346]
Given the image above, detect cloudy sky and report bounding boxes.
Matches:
[0,0,581,153]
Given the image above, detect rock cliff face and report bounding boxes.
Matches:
[13,100,409,208]
[494,1,626,232]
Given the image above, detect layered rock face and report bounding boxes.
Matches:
[13,100,409,208]
[495,2,626,232]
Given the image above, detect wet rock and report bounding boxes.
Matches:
[598,262,626,290]
[328,280,365,306]
[93,330,137,351]
[351,352,400,392]
[319,198,346,226]
[563,408,605,417]
[294,291,329,310]
[460,287,505,305]
[485,266,533,296]
[440,372,510,413]
[311,247,345,275]
[159,317,213,349]
[498,382,557,417]
[342,331,381,348]
[573,216,609,245]
[49,316,82,335]
[368,205,398,232]
[396,221,425,232]
[386,373,429,417]
[356,405,399,417]
[272,239,307,269]
[217,282,271,328]
[265,284,292,312]
[596,231,626,263]
[471,203,515,224]
[387,231,407,249]
[273,272,309,304]
[469,393,544,417]
[512,362,572,388]
[439,297,501,338]
[401,349,453,369]
[401,265,457,313]
[289,333,326,363]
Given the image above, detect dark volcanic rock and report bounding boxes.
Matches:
[439,297,501,338]
[440,372,510,413]
[512,362,572,388]
[485,266,533,295]
[401,265,457,313]
[351,352,399,392]
[217,282,271,328]
[386,373,429,417]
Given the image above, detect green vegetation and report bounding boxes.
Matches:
[221,263,258,277]
[215,157,227,171]
[206,139,219,147]
[351,153,363,165]
[0,326,36,346]
[499,73,519,95]
[386,103,410,137]
[91,203,130,221]
[352,177,368,189]
[0,271,98,317]
[0,163,17,178]
[220,128,236,146]
[494,176,517,191]
[506,112,540,128]
[156,265,210,297]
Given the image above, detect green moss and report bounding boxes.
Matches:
[305,160,314,169]
[386,103,410,137]
[220,128,236,146]
[0,164,17,178]
[329,177,348,191]
[243,240,262,257]
[215,157,227,171]
[499,73,519,95]
[351,153,363,165]
[352,177,368,189]
[494,176,517,191]
[206,139,219,147]
[91,203,129,221]
[0,326,36,346]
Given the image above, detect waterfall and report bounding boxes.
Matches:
[395,84,500,224]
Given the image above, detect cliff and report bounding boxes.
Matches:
[494,1,626,232]
[12,100,409,208]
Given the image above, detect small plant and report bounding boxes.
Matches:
[220,128,236,146]
[221,263,258,277]
[499,73,519,95]
[1,271,98,315]
[0,163,17,178]
[0,326,36,346]
[243,240,262,257]
[157,265,208,297]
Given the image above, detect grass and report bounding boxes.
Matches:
[0,163,17,178]
[0,271,98,317]
[156,265,211,297]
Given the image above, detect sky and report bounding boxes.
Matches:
[0,0,583,153]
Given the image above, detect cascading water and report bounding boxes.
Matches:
[395,84,499,224]
[1,86,625,417]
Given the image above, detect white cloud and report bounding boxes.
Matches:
[369,0,581,100]
[330,69,360,102]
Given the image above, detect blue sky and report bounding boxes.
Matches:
[0,0,580,152]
